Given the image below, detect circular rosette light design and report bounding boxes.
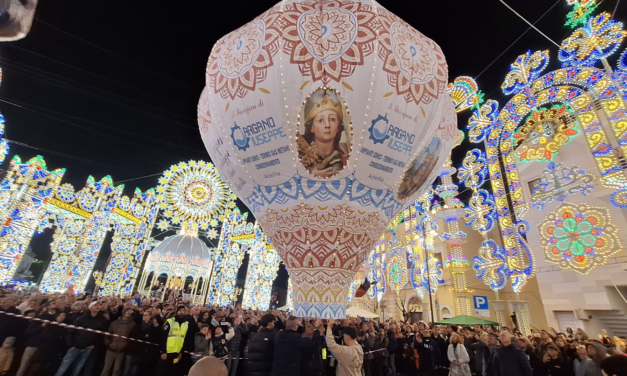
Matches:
[537,203,621,275]
[198,0,456,318]
[156,160,236,227]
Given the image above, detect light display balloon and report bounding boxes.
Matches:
[198,0,456,318]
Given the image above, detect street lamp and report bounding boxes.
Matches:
[92,271,103,297]
[233,287,243,306]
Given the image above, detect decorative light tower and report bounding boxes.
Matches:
[433,162,472,316]
[416,213,444,322]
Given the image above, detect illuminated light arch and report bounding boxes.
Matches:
[484,61,627,290]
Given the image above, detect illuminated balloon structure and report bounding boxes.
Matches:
[198,0,456,318]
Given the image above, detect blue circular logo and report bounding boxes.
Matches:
[368,114,390,144]
[230,123,250,151]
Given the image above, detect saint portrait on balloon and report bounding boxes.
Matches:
[297,88,352,178]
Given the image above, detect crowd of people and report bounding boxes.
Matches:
[0,290,626,376]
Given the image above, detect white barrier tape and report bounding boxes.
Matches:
[0,311,389,360]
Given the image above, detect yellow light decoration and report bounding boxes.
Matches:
[100,188,159,297]
[447,76,483,113]
[157,160,235,229]
[536,203,621,275]
[41,176,124,293]
[514,104,578,163]
[242,230,280,310]
[560,12,627,67]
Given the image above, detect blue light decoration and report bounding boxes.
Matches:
[402,193,433,300]
[502,50,550,95]
[464,189,497,234]
[559,12,627,67]
[510,220,535,293]
[100,188,159,297]
[467,100,499,143]
[472,239,508,291]
[415,214,443,296]
[457,148,496,235]
[0,156,64,283]
[366,239,385,299]
[458,149,488,190]
[529,162,596,210]
[242,229,280,310]
[206,208,256,307]
[40,175,123,293]
[422,255,444,295]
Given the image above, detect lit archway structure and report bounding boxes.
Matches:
[469,9,627,335]
[477,54,627,289]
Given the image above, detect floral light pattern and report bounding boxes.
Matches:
[464,189,496,234]
[537,203,621,275]
[502,49,549,95]
[458,149,488,190]
[156,161,236,229]
[467,100,499,143]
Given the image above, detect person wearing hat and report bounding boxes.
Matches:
[247,314,276,376]
[156,305,191,376]
[296,89,350,178]
[100,308,137,376]
[55,301,108,376]
[0,336,15,375]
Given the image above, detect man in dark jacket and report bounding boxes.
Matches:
[54,301,108,376]
[227,317,249,376]
[301,321,324,376]
[492,332,532,376]
[415,329,442,376]
[387,327,398,376]
[271,316,316,376]
[247,314,276,376]
[485,334,500,376]
[432,326,449,373]
[470,333,490,376]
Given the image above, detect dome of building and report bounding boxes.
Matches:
[151,234,212,261]
[139,234,214,304]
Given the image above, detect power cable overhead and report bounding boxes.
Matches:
[34,17,196,92]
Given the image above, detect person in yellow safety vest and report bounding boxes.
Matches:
[155,305,190,376]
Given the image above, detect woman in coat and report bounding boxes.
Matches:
[447,332,471,376]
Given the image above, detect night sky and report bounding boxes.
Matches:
[2,0,625,289]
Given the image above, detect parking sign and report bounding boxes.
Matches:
[474,295,490,317]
